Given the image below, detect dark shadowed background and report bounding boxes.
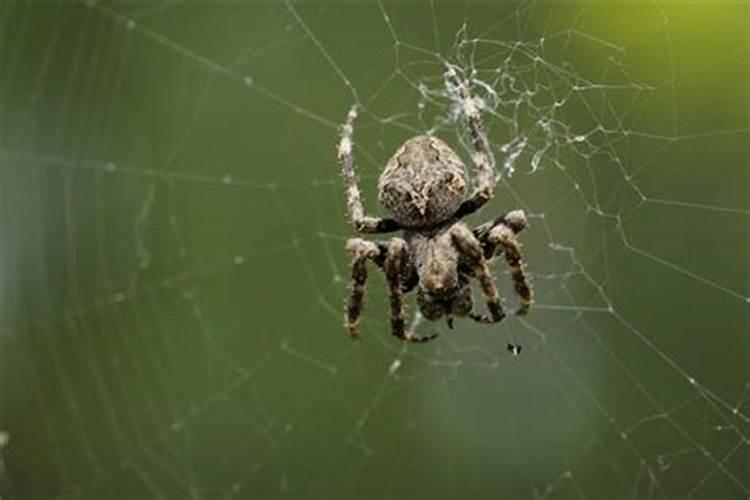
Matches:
[0,1,748,499]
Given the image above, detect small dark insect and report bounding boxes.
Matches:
[338,65,533,343]
[507,343,522,356]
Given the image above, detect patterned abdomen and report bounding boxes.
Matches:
[378,135,467,227]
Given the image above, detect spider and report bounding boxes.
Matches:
[337,65,532,343]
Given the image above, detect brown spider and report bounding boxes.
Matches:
[338,65,532,343]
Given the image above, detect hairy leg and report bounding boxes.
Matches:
[338,105,401,234]
[474,209,527,256]
[474,210,533,315]
[344,238,384,338]
[384,238,438,343]
[444,64,496,218]
[488,224,533,315]
[450,224,506,324]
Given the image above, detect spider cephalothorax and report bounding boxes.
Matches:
[338,65,533,343]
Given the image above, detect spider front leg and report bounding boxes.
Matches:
[450,224,505,324]
[475,210,533,315]
[444,65,497,219]
[338,105,401,234]
[384,239,438,343]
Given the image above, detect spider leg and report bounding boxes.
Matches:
[488,224,533,315]
[384,238,438,343]
[344,238,386,339]
[449,224,506,324]
[338,105,401,234]
[475,210,533,315]
[473,209,528,257]
[444,64,496,219]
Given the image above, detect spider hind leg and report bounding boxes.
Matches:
[346,238,437,343]
[474,210,533,315]
[344,238,384,339]
[450,224,506,325]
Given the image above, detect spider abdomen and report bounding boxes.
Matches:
[378,135,467,227]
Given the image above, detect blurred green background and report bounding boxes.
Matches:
[0,1,748,499]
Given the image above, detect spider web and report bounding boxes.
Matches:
[0,1,748,499]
